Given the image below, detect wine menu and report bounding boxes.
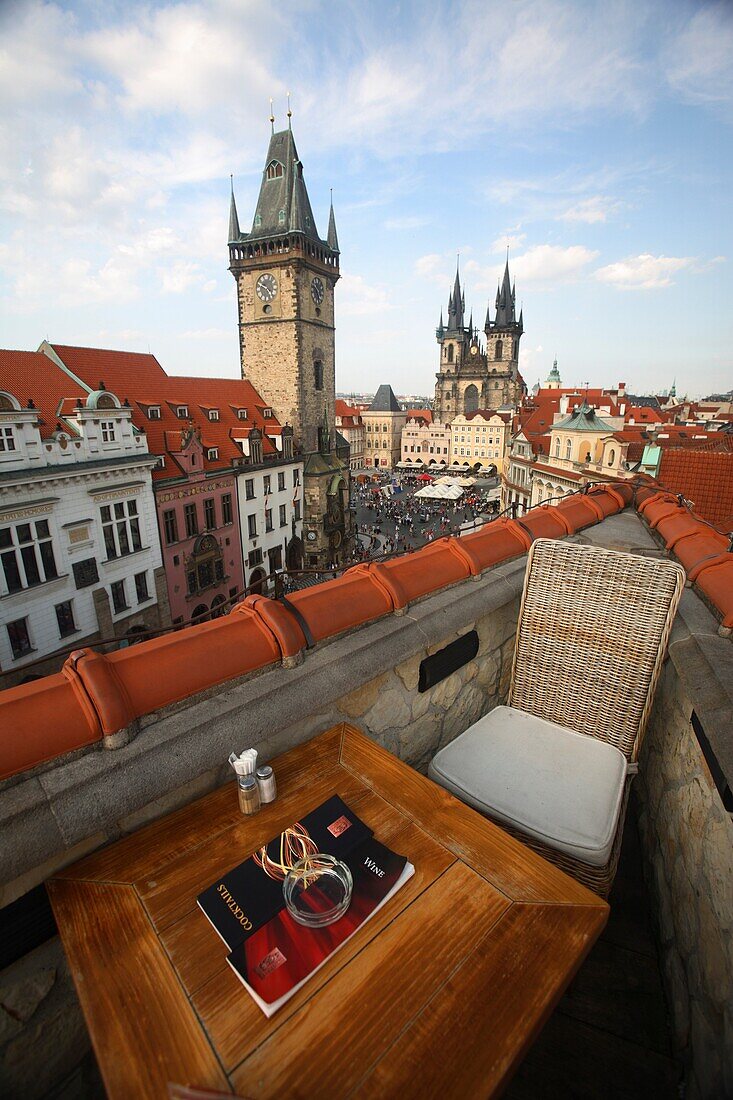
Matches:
[197,796,414,1017]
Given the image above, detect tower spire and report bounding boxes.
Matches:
[327,189,340,252]
[269,98,275,134]
[228,175,240,243]
[287,91,292,130]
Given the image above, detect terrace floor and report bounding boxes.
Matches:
[506,797,681,1100]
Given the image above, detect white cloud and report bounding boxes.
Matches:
[338,273,392,317]
[595,253,694,290]
[558,195,621,224]
[490,232,526,253]
[664,3,733,116]
[160,262,203,294]
[468,244,598,291]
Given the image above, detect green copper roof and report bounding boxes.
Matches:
[553,400,615,433]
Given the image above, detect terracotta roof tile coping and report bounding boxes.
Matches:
[0,478,730,782]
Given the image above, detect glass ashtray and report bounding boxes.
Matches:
[283,853,353,927]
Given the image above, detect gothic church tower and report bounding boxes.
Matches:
[434,259,525,422]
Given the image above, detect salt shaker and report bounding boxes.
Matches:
[237,774,261,815]
[256,764,277,804]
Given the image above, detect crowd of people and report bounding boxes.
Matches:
[350,472,499,559]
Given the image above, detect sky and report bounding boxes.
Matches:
[1,0,732,400]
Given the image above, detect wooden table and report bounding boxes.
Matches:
[48,723,608,1099]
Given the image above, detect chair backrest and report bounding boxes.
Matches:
[508,538,685,761]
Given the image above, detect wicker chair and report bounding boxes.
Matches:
[429,538,685,896]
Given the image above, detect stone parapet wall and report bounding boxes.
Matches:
[636,595,733,1100]
[0,556,524,1097]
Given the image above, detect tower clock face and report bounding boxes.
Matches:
[256,273,278,302]
[311,277,325,305]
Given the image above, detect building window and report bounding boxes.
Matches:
[248,548,263,567]
[265,508,273,532]
[163,510,178,545]
[184,503,198,538]
[0,426,16,452]
[277,471,286,491]
[565,440,572,460]
[263,408,273,419]
[177,406,188,418]
[221,493,233,525]
[135,571,150,603]
[495,340,503,360]
[263,474,271,495]
[279,503,287,527]
[7,617,32,659]
[554,439,560,457]
[101,421,116,442]
[314,361,323,390]
[207,447,219,460]
[204,498,216,530]
[101,500,142,559]
[1,519,58,592]
[247,514,258,538]
[111,579,128,614]
[293,469,300,486]
[245,478,255,500]
[447,345,454,363]
[55,600,76,638]
[278,209,286,224]
[237,408,248,420]
[266,161,284,180]
[294,500,301,521]
[147,406,161,420]
[208,409,219,421]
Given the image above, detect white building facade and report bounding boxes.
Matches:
[0,386,168,686]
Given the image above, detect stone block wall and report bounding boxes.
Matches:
[637,657,733,1099]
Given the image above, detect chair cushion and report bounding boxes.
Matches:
[428,706,628,867]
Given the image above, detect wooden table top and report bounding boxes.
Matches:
[48,723,608,1099]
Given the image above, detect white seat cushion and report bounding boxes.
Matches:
[428,706,628,867]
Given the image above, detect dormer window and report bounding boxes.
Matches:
[254,214,262,227]
[148,406,161,420]
[208,409,219,422]
[0,426,16,452]
[266,161,284,180]
[237,408,248,420]
[177,406,188,419]
[158,456,166,469]
[207,447,219,460]
[101,421,116,443]
[278,209,286,225]
[263,408,273,419]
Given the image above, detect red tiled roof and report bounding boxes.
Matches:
[335,399,361,419]
[0,351,88,439]
[405,408,433,423]
[44,346,283,480]
[658,444,733,529]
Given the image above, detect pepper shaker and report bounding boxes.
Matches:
[237,774,261,815]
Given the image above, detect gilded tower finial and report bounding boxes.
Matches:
[269,98,275,134]
[287,91,292,129]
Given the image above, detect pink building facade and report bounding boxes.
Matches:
[154,428,244,625]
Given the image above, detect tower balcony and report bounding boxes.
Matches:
[1,487,731,1098]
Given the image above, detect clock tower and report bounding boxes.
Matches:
[228,120,353,567]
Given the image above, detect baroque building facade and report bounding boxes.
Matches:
[228,122,353,567]
[434,262,525,422]
[0,352,168,686]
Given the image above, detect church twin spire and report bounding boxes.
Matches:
[438,257,523,339]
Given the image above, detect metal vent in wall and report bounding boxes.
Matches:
[418,630,479,693]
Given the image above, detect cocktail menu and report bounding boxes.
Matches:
[197,795,414,1017]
